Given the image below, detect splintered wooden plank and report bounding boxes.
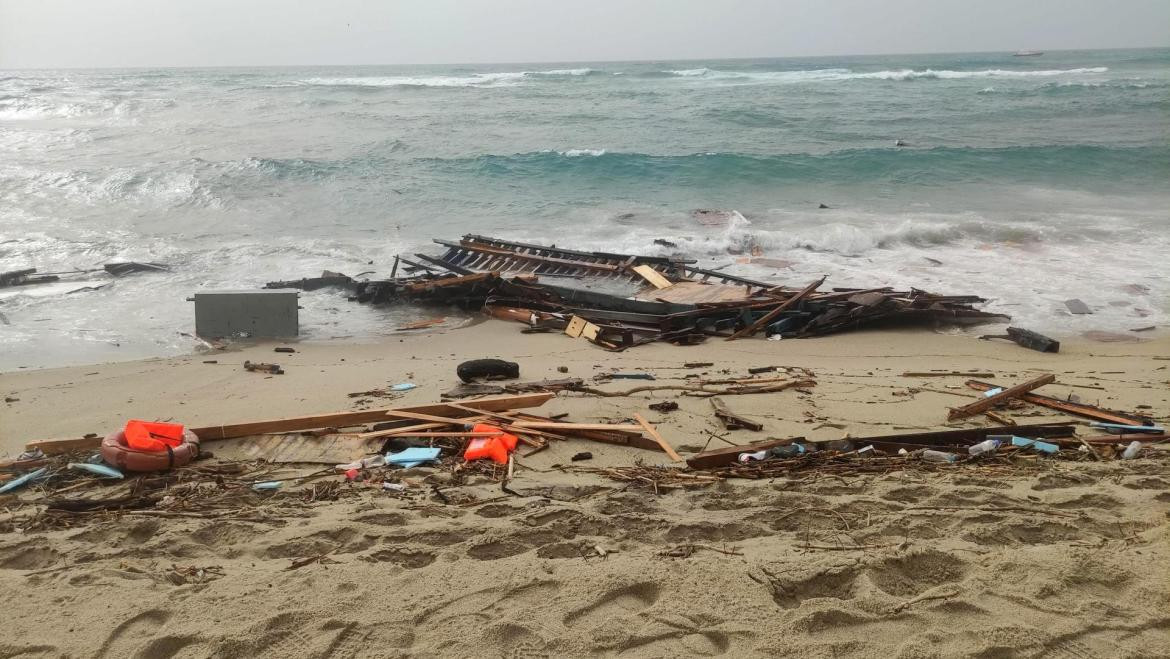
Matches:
[631,264,673,289]
[636,281,751,304]
[581,322,601,341]
[686,437,800,469]
[20,436,101,456]
[633,413,682,462]
[384,410,479,425]
[564,315,588,338]
[727,276,826,340]
[947,374,1055,421]
[396,317,447,331]
[510,422,645,432]
[710,398,764,432]
[966,380,1149,425]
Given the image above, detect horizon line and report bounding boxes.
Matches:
[1,44,1166,72]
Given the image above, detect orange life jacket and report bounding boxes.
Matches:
[462,423,518,464]
[123,419,186,452]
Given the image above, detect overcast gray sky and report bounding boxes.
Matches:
[1,0,1167,68]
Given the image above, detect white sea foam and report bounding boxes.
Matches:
[0,96,174,121]
[667,68,715,77]
[565,207,1167,336]
[0,164,222,209]
[299,68,598,88]
[851,66,1109,80]
[535,68,597,76]
[560,148,607,157]
[661,66,1110,83]
[299,72,527,88]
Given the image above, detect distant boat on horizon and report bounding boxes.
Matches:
[1013,50,1044,57]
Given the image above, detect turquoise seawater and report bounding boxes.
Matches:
[1,49,1168,367]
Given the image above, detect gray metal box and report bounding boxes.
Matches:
[191,289,299,339]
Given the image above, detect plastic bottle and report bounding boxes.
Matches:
[738,450,769,463]
[922,450,959,463]
[769,443,806,459]
[856,445,875,456]
[968,439,1002,456]
[335,455,386,471]
[1122,441,1142,460]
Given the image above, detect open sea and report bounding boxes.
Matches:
[1,48,1168,369]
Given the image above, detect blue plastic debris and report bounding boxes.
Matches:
[385,447,442,468]
[390,383,417,392]
[67,463,124,479]
[0,467,48,494]
[252,481,283,491]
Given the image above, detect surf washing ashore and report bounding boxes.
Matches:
[1,48,1168,369]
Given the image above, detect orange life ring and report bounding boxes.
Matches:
[101,429,201,472]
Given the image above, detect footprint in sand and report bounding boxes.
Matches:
[466,539,530,560]
[96,609,174,658]
[768,566,861,609]
[0,539,63,570]
[364,547,436,568]
[563,582,661,629]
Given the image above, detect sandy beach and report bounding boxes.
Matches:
[2,322,1168,657]
[4,5,1169,657]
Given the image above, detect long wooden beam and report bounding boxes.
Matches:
[633,413,682,462]
[965,380,1151,425]
[947,374,1055,421]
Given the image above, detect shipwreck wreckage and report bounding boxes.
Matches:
[267,234,1008,350]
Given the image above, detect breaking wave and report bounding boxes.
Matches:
[657,66,1110,83]
[543,148,607,157]
[297,67,602,88]
[297,72,527,88]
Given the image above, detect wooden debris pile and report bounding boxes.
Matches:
[2,392,689,532]
[280,234,1008,350]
